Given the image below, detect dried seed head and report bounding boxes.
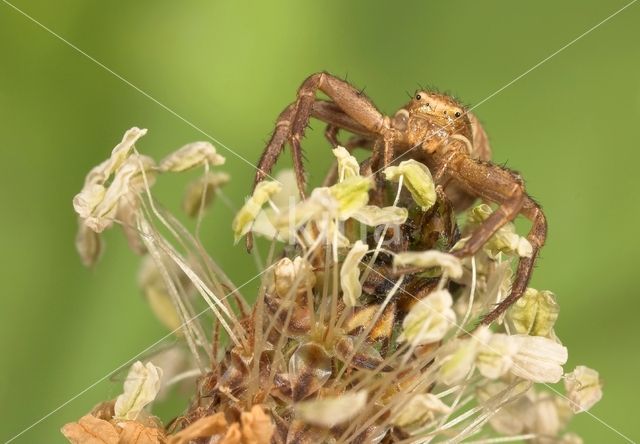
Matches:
[68,126,602,444]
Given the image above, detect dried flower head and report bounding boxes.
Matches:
[65,127,602,443]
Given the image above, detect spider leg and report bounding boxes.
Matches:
[313,100,374,140]
[255,104,295,186]
[253,72,388,196]
[482,199,547,325]
[438,112,492,212]
[441,151,547,324]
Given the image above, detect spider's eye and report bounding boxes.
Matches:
[415,94,422,100]
[455,111,461,118]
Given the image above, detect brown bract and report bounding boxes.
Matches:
[167,406,273,444]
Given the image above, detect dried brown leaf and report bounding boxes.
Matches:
[219,423,242,444]
[167,413,228,444]
[61,415,119,444]
[90,401,115,421]
[240,406,274,444]
[118,421,166,444]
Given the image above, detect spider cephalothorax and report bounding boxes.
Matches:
[252,71,547,325]
[392,91,472,153]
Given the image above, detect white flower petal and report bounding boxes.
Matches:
[340,241,368,307]
[295,390,368,428]
[511,335,568,383]
[397,290,456,345]
[476,333,519,379]
[564,365,603,413]
[114,361,163,420]
[73,183,106,219]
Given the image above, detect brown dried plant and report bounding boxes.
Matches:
[66,128,602,444]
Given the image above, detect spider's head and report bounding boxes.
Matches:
[394,91,472,153]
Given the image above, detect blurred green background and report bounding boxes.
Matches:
[1,1,639,442]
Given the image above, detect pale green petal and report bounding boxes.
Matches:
[508,288,559,336]
[394,250,463,279]
[232,181,282,243]
[384,159,436,210]
[329,176,373,219]
[351,205,408,226]
[468,204,533,258]
[332,146,360,181]
[437,336,480,386]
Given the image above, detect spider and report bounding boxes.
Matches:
[252,71,547,325]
